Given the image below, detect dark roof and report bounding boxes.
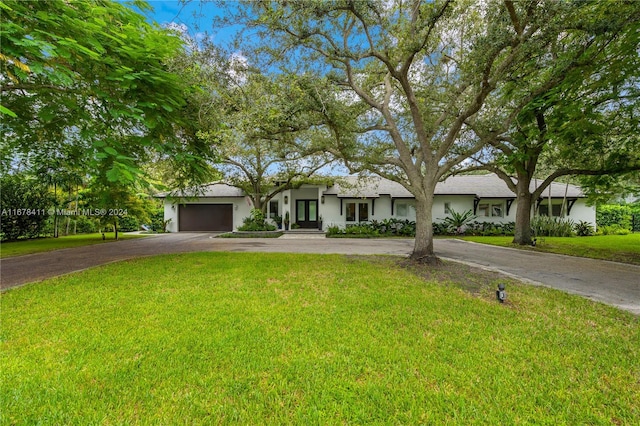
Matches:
[323,174,585,198]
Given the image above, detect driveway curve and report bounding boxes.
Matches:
[1,233,638,315]
[435,239,640,315]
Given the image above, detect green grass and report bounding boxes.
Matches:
[0,233,147,258]
[2,253,638,424]
[461,234,640,265]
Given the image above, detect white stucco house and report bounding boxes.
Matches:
[158,174,596,232]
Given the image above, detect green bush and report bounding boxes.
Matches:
[327,219,416,237]
[432,222,449,235]
[1,174,54,241]
[238,209,276,232]
[532,216,575,237]
[75,216,97,234]
[118,215,140,232]
[597,204,632,230]
[443,221,516,237]
[574,220,594,236]
[442,208,477,234]
[633,213,640,232]
[598,224,631,235]
[149,208,166,232]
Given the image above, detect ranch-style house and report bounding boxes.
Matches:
[159,174,595,233]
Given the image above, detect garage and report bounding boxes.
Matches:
[178,204,233,232]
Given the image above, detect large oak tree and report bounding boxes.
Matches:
[226,0,606,261]
[461,0,640,244]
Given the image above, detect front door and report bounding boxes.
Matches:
[296,199,318,228]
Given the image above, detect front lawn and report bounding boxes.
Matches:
[0,233,147,258]
[2,253,638,424]
[461,234,640,265]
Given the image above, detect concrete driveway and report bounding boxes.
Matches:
[1,233,638,315]
[435,239,640,315]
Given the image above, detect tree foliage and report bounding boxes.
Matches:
[195,47,334,211]
[224,0,617,260]
[0,0,214,188]
[460,0,640,244]
[0,174,54,241]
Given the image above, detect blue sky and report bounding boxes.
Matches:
[125,0,237,46]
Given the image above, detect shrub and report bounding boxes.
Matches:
[345,224,378,235]
[75,216,98,234]
[532,216,575,237]
[439,221,515,237]
[598,224,631,235]
[597,204,632,230]
[441,208,476,234]
[574,221,594,236]
[118,215,140,232]
[149,208,166,232]
[326,225,342,235]
[238,209,276,232]
[326,220,415,237]
[432,222,449,236]
[1,174,54,241]
[633,213,640,233]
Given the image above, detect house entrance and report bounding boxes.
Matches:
[295,199,318,228]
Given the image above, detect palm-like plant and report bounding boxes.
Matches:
[442,208,477,234]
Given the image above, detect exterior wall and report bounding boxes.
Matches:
[319,195,342,229]
[569,199,596,225]
[433,195,475,222]
[164,187,597,231]
[472,198,517,223]
[321,195,597,228]
[163,197,252,232]
[535,198,595,225]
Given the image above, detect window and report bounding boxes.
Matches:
[346,202,356,221]
[269,201,279,219]
[478,203,503,217]
[297,201,306,222]
[346,202,369,222]
[397,203,408,217]
[444,202,451,214]
[539,203,562,217]
[359,203,369,222]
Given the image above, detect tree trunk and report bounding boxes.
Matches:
[513,178,534,245]
[114,218,118,240]
[410,193,440,264]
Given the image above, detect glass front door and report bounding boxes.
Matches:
[296,199,318,228]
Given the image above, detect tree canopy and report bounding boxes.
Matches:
[460,0,640,244]
[1,0,214,188]
[223,0,629,260]
[194,44,335,211]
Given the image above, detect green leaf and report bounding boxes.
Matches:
[0,104,18,117]
[104,147,118,156]
[106,167,120,182]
